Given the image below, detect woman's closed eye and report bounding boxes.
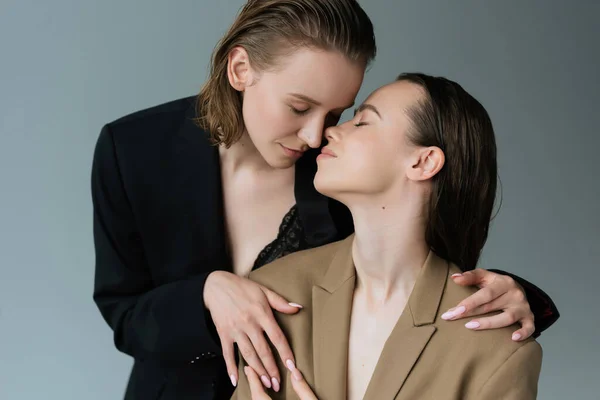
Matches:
[290,106,310,115]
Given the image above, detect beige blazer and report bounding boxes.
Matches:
[232,235,542,399]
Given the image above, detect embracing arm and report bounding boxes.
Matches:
[489,269,560,337]
[92,124,220,364]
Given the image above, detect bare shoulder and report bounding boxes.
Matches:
[248,240,345,296]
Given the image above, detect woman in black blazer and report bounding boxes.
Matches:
[91,1,559,399]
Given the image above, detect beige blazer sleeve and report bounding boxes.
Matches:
[475,341,543,400]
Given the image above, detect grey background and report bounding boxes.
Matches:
[1,0,598,398]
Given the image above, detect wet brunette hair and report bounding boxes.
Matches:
[196,0,376,147]
[398,73,498,271]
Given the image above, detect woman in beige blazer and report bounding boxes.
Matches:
[232,73,542,400]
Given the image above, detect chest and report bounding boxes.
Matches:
[347,296,407,400]
[221,168,296,277]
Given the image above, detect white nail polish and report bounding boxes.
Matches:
[465,321,480,329]
[289,302,303,308]
[272,377,280,392]
[441,312,453,320]
[286,359,296,371]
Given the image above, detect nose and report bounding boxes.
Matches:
[298,121,324,149]
[324,125,341,143]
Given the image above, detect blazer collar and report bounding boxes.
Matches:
[311,235,449,399]
[173,98,229,269]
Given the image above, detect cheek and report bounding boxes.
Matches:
[316,138,392,195]
[346,137,388,169]
[242,87,299,142]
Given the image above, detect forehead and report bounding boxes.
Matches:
[365,80,425,118]
[263,48,365,109]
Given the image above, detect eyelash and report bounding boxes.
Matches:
[354,121,367,127]
[290,107,309,115]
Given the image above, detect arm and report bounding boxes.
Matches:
[475,341,542,400]
[489,269,560,337]
[92,124,220,363]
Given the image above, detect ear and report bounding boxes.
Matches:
[227,46,255,92]
[406,146,445,181]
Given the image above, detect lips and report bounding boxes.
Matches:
[280,144,305,158]
[320,147,337,157]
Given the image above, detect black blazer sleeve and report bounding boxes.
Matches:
[489,269,559,337]
[91,124,221,364]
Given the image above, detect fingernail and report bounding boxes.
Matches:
[230,374,237,387]
[292,368,303,382]
[451,273,462,278]
[512,333,522,341]
[454,306,466,316]
[465,321,480,329]
[441,311,453,320]
[289,303,303,308]
[441,305,466,320]
[243,366,249,375]
[261,375,272,388]
[286,359,296,371]
[272,377,280,392]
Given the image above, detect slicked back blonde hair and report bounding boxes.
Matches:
[195,0,376,147]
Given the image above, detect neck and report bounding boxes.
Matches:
[219,131,272,173]
[348,192,430,303]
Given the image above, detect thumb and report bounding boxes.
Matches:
[261,286,303,314]
[450,268,487,287]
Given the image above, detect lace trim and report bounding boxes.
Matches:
[253,205,308,270]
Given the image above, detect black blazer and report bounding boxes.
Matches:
[91,97,559,400]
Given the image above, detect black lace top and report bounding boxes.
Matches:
[252,205,308,270]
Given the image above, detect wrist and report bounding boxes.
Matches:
[203,270,230,311]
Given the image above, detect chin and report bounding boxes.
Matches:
[263,151,296,169]
[314,170,339,198]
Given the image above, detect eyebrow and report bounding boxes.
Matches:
[354,103,382,119]
[289,93,354,112]
[289,93,322,106]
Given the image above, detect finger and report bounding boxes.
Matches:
[464,308,521,331]
[237,334,272,389]
[262,317,295,380]
[511,317,535,341]
[244,366,271,400]
[449,268,489,287]
[448,293,510,320]
[248,329,281,391]
[290,368,318,400]
[261,286,303,314]
[220,337,238,387]
[441,285,504,320]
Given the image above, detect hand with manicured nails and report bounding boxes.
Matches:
[204,271,303,392]
[442,269,535,341]
[244,362,318,400]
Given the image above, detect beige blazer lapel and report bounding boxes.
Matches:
[311,236,356,400]
[363,251,449,400]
